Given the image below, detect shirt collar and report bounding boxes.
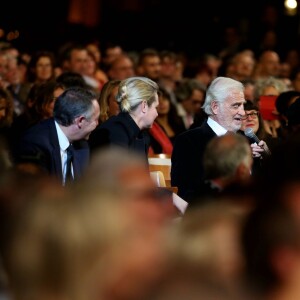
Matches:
[55,120,70,151]
[207,117,227,136]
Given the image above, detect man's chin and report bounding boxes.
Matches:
[232,124,242,132]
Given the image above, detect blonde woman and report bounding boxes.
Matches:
[89,77,159,161]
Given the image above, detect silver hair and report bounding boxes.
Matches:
[202,77,245,115]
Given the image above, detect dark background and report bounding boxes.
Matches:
[1,0,299,58]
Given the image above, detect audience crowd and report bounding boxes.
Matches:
[1,15,300,299]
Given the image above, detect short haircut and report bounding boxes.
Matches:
[53,87,96,126]
[203,132,251,180]
[175,78,206,103]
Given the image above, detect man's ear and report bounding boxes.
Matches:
[211,100,219,115]
[235,163,250,180]
[74,116,85,129]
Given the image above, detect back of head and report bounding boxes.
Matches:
[175,78,206,103]
[86,146,149,191]
[116,76,158,113]
[275,90,300,117]
[56,71,87,89]
[164,201,246,298]
[53,87,96,126]
[203,132,252,181]
[202,77,244,115]
[3,184,132,300]
[242,204,300,294]
[254,76,288,102]
[287,97,300,129]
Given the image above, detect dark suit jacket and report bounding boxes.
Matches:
[89,112,150,162]
[171,121,216,200]
[16,118,90,183]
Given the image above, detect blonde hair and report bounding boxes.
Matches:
[116,76,158,112]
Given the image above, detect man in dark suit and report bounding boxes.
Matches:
[171,76,248,200]
[16,86,100,185]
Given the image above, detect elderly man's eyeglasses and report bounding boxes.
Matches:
[242,112,259,120]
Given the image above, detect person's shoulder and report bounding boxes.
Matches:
[23,118,54,136]
[99,114,125,127]
[176,121,211,139]
[73,139,89,150]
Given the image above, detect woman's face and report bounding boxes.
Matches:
[241,109,259,133]
[35,56,53,82]
[157,95,170,116]
[44,87,64,118]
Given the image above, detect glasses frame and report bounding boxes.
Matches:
[242,111,259,120]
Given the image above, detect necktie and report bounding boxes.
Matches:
[65,144,74,183]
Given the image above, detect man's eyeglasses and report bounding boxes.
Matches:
[242,112,259,120]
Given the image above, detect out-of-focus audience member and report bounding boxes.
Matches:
[290,67,300,92]
[26,81,65,121]
[202,53,221,79]
[136,48,161,82]
[98,79,121,124]
[82,49,104,93]
[279,61,293,88]
[154,201,251,300]
[0,88,14,144]
[107,53,135,80]
[148,87,185,155]
[158,50,180,105]
[225,50,256,81]
[85,146,180,224]
[26,50,56,84]
[58,43,99,94]
[240,79,256,102]
[174,78,207,129]
[286,97,300,134]
[186,132,253,206]
[102,43,123,72]
[89,76,159,163]
[9,81,65,158]
[253,50,281,80]
[241,203,300,299]
[86,41,109,87]
[1,180,167,300]
[55,71,88,89]
[254,76,289,138]
[254,125,300,209]
[5,53,32,117]
[275,90,300,138]
[185,61,213,88]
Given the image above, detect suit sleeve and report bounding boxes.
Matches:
[171,131,203,199]
[17,134,50,173]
